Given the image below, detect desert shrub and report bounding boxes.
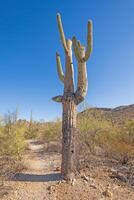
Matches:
[0,112,26,181]
[77,110,112,153]
[120,120,134,144]
[97,130,134,164]
[0,125,26,158]
[24,122,38,139]
[36,120,62,152]
[115,120,134,163]
[38,120,62,143]
[92,119,134,164]
[77,110,134,165]
[24,111,38,139]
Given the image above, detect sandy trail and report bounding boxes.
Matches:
[1,140,134,200]
[2,140,61,200]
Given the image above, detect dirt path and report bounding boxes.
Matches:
[1,140,134,200]
[1,140,61,200]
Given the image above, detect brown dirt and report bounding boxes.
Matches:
[1,140,61,200]
[1,140,134,200]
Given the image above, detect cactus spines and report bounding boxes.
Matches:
[53,14,93,180]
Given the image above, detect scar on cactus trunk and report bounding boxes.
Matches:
[52,13,93,180]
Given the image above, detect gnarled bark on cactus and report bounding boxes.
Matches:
[61,96,77,179]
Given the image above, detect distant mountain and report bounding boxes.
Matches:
[80,104,134,124]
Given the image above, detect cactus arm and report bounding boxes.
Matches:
[77,40,81,47]
[74,45,88,105]
[52,95,63,103]
[72,20,93,104]
[75,61,88,105]
[84,20,93,62]
[73,20,93,63]
[72,37,82,62]
[56,52,64,83]
[57,13,68,52]
[63,39,75,93]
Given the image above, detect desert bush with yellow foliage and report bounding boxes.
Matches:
[37,119,61,143]
[0,112,26,181]
[77,109,134,165]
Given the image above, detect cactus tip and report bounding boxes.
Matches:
[57,13,61,18]
[56,52,60,56]
[72,36,76,43]
[88,20,92,28]
[88,19,92,23]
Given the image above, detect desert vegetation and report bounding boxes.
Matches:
[1,105,134,180]
[0,104,134,199]
[35,105,134,166]
[77,108,134,166]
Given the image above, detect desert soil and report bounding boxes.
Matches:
[1,140,61,200]
[1,140,134,200]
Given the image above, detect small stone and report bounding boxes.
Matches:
[130,177,134,186]
[110,168,117,174]
[55,167,60,171]
[0,190,8,197]
[117,173,128,182]
[103,189,113,198]
[89,177,94,182]
[90,183,97,189]
[71,178,76,186]
[119,166,129,171]
[58,180,62,184]
[84,180,88,184]
[47,185,53,191]
[81,175,89,182]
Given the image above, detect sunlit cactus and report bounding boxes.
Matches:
[52,13,93,180]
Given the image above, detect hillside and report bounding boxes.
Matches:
[80,104,134,124]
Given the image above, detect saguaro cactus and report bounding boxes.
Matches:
[52,14,93,180]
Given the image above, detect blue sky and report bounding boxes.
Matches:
[0,0,134,121]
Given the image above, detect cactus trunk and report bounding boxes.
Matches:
[61,96,76,179]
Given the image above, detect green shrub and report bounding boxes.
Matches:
[0,125,26,159]
[38,120,61,143]
[24,122,38,139]
[77,110,112,153]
